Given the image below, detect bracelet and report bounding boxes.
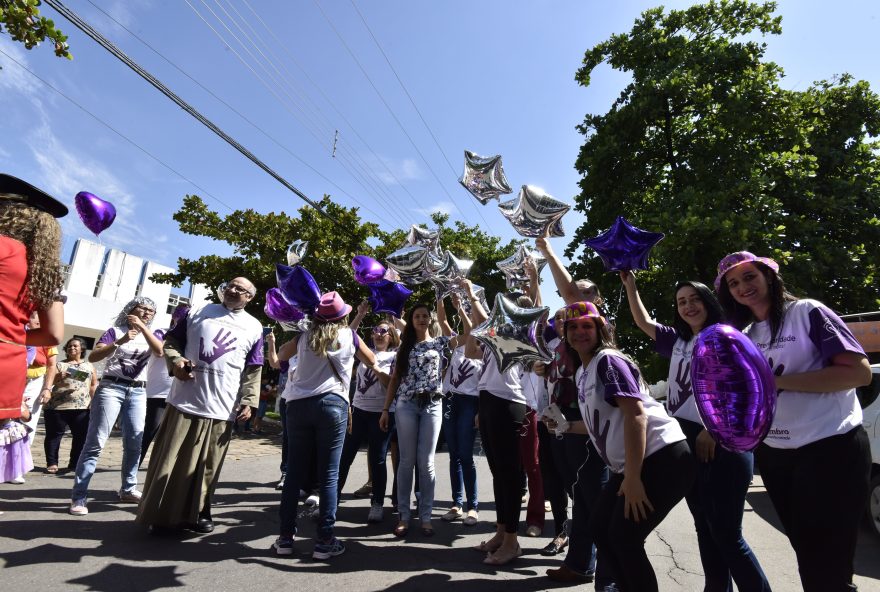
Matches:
[41,388,52,393]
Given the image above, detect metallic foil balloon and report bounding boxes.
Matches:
[428,250,474,299]
[352,255,387,285]
[75,191,116,235]
[405,225,441,253]
[367,280,413,318]
[278,318,312,333]
[691,324,777,453]
[498,185,569,238]
[496,245,547,289]
[264,288,306,323]
[458,150,513,205]
[471,293,551,373]
[386,245,430,285]
[276,264,321,313]
[384,267,401,282]
[583,216,665,272]
[286,240,309,265]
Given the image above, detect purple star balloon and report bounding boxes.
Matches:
[264,288,306,323]
[276,264,321,313]
[75,191,116,236]
[367,280,413,318]
[583,216,665,272]
[352,255,387,285]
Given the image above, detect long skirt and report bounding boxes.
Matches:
[136,405,231,527]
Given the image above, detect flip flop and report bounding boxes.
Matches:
[483,545,523,566]
[472,540,501,553]
[46,466,58,474]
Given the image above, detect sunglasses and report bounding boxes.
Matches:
[372,327,391,336]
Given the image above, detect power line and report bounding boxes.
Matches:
[42,0,343,227]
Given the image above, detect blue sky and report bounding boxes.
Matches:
[1,0,878,314]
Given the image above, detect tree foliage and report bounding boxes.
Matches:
[0,0,71,62]
[570,0,880,379]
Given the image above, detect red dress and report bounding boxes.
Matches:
[0,236,31,419]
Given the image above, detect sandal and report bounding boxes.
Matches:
[483,545,523,566]
[473,540,502,553]
[393,522,409,538]
[46,466,58,474]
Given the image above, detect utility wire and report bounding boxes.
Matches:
[0,46,234,212]
[42,0,343,227]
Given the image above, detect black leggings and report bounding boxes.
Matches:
[591,440,695,592]
[140,398,167,464]
[478,390,527,534]
[756,426,870,592]
[538,422,568,535]
[43,408,90,469]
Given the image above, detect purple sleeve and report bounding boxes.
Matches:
[280,360,290,373]
[653,324,678,358]
[246,335,265,367]
[351,328,360,350]
[807,304,866,364]
[597,354,643,405]
[97,328,117,346]
[165,313,188,350]
[153,329,166,341]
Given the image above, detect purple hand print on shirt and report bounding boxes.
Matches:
[118,349,149,378]
[584,407,612,468]
[357,368,378,394]
[667,358,692,415]
[768,356,786,394]
[450,359,476,389]
[199,329,238,364]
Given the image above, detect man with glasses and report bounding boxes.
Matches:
[69,297,164,516]
[137,277,264,534]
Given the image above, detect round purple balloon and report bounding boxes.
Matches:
[690,323,777,453]
[367,280,412,318]
[74,191,117,235]
[352,255,386,285]
[276,263,321,313]
[264,288,306,323]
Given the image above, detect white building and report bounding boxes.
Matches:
[61,238,211,349]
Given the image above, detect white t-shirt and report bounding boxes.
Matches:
[654,324,704,425]
[353,350,396,413]
[287,328,357,403]
[744,299,865,449]
[145,328,173,398]
[97,326,161,382]
[279,356,299,402]
[577,349,685,474]
[477,346,526,405]
[522,370,546,412]
[166,303,264,420]
[443,345,481,397]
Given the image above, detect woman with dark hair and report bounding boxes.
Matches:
[380,301,452,538]
[621,271,770,591]
[550,300,694,592]
[716,251,871,592]
[43,338,97,474]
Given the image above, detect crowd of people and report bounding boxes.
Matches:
[0,172,873,592]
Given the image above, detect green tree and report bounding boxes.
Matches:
[570,0,880,379]
[0,0,71,62]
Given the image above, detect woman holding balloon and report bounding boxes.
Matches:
[715,251,871,592]
[620,271,771,592]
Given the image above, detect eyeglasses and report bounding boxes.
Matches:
[132,305,155,316]
[372,327,391,336]
[225,284,254,296]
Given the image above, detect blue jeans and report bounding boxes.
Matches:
[679,419,770,592]
[394,397,442,523]
[279,393,348,540]
[338,406,392,506]
[71,381,145,500]
[443,393,478,511]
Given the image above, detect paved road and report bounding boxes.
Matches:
[2,423,878,591]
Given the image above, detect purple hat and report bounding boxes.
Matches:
[314,291,352,322]
[714,251,779,291]
[562,301,604,323]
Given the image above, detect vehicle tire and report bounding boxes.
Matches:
[868,472,880,538]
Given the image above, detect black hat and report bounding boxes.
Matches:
[0,173,68,218]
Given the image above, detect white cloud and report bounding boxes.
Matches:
[0,37,41,96]
[364,154,423,185]
[413,200,453,217]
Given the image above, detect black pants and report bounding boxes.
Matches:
[538,422,568,535]
[43,408,90,469]
[756,426,870,592]
[140,398,167,464]
[478,390,527,534]
[591,440,695,592]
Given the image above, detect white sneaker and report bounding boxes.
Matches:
[305,494,319,507]
[367,503,383,523]
[69,499,89,516]
[9,476,25,484]
[463,509,479,526]
[118,489,142,503]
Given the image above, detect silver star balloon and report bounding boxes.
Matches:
[457,282,488,316]
[471,293,551,373]
[286,240,309,265]
[496,245,547,289]
[498,185,570,238]
[386,245,430,285]
[428,251,474,299]
[406,224,441,253]
[459,150,513,205]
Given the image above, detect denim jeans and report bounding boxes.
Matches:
[678,419,771,592]
[442,393,479,511]
[71,381,145,500]
[279,393,348,540]
[394,397,442,523]
[338,406,392,506]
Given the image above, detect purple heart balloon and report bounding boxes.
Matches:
[264,288,306,323]
[691,323,777,453]
[352,255,386,285]
[276,264,321,313]
[367,280,412,318]
[75,191,117,235]
[583,216,664,272]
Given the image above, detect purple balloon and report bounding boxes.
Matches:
[367,280,412,318]
[352,255,387,285]
[276,264,321,313]
[264,288,306,323]
[583,216,664,272]
[75,191,117,235]
[691,324,777,453]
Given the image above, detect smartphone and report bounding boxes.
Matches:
[262,326,273,337]
[183,361,194,373]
